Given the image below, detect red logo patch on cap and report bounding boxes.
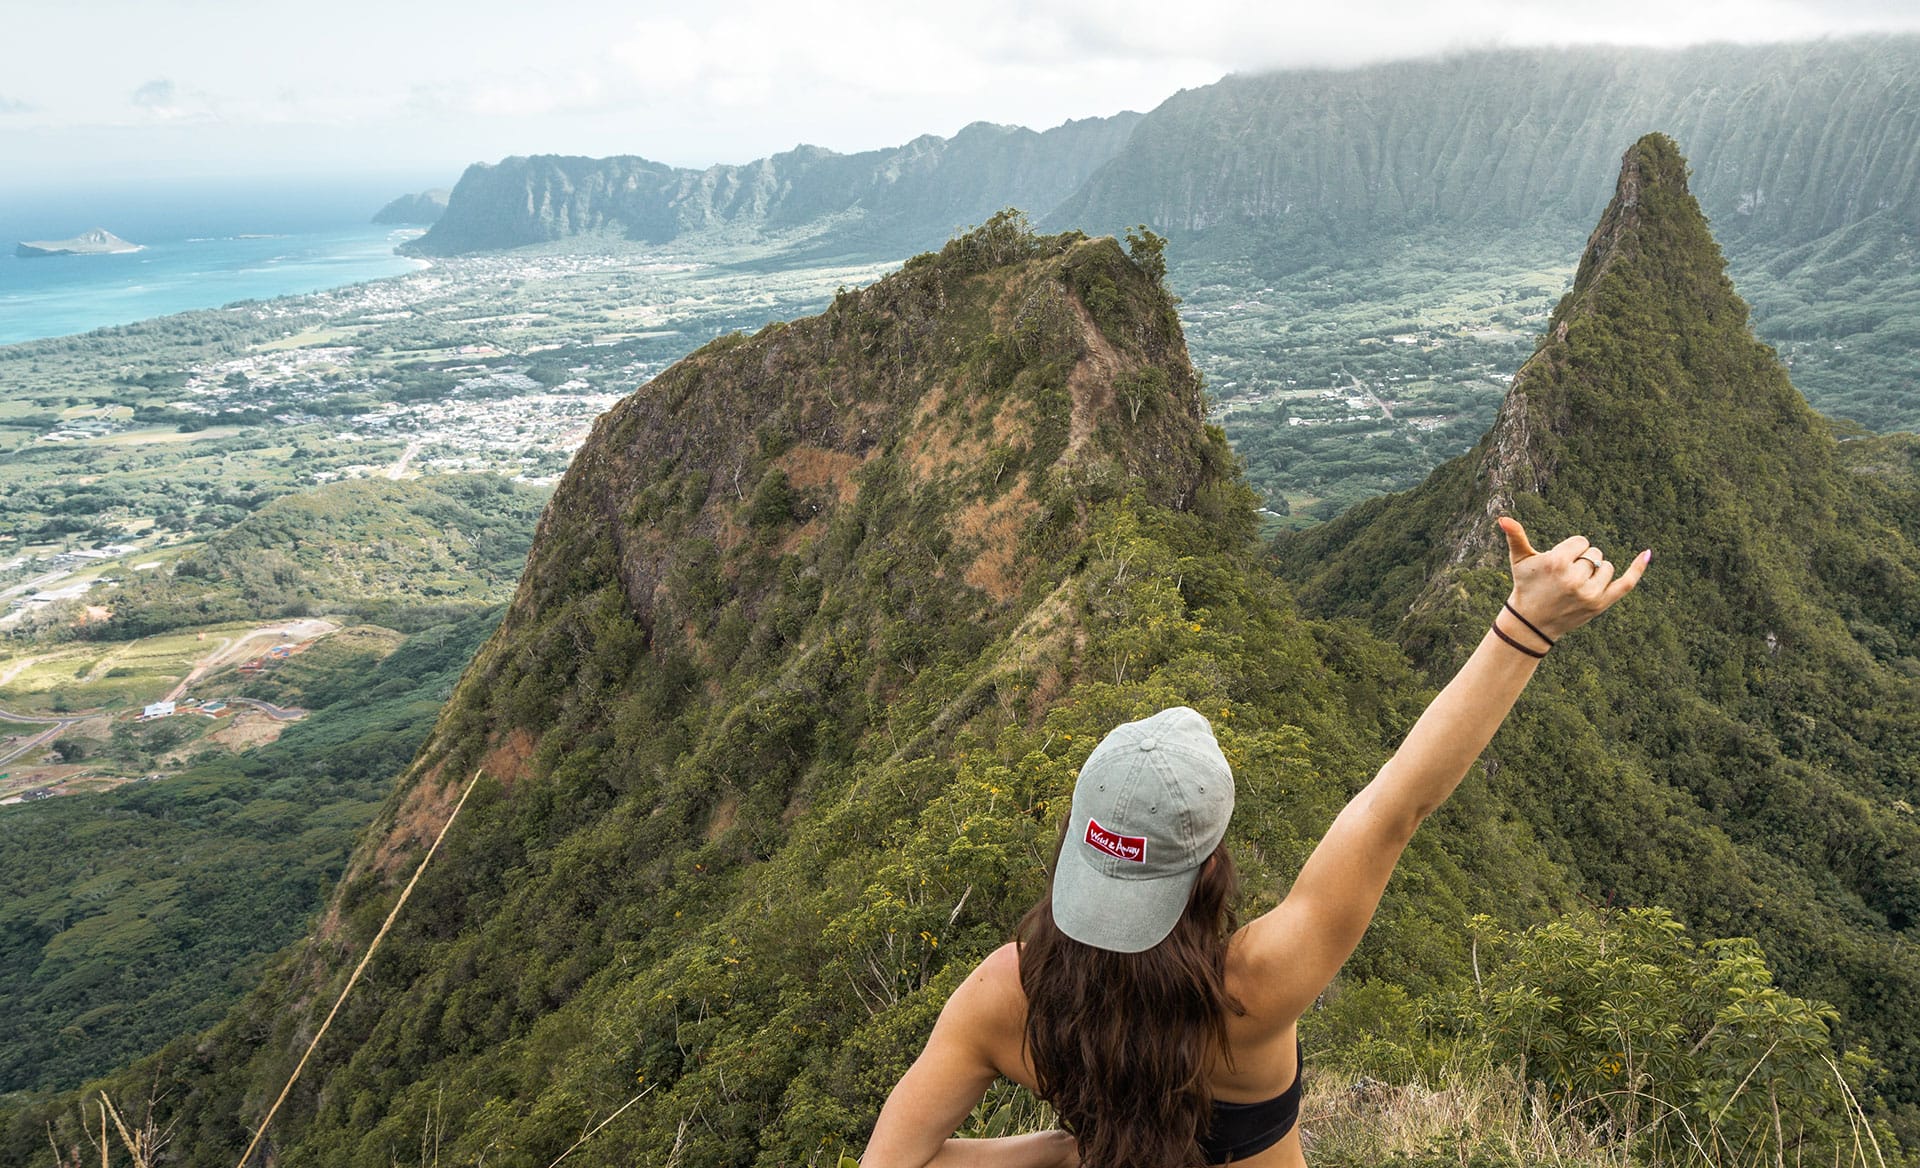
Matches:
[1085,818,1147,863]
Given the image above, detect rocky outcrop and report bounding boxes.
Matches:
[371,189,450,226]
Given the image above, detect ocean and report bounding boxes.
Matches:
[0,177,441,346]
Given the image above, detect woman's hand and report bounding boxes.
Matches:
[1497,516,1649,641]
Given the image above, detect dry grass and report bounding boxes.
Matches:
[1297,1058,1894,1168]
[773,445,866,505]
[956,482,1037,603]
[478,725,539,788]
[1302,1066,1624,1167]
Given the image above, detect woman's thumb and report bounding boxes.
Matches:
[1497,516,1538,562]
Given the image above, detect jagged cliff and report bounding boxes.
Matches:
[405,114,1143,257]
[409,40,1920,264]
[1280,134,1920,1111]
[1052,38,1920,248]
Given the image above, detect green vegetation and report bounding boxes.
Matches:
[340,40,1920,525]
[0,606,501,1096]
[98,475,545,636]
[1280,135,1920,1140]
[406,116,1143,257]
[8,200,1915,1168]
[1307,909,1892,1167]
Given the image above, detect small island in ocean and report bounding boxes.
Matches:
[16,228,145,257]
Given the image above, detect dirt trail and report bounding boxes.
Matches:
[165,618,338,702]
[0,651,70,688]
[1065,294,1120,454]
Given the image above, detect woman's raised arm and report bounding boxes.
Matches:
[1238,517,1649,1017]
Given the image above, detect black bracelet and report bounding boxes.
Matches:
[1491,621,1549,659]
[1502,602,1555,648]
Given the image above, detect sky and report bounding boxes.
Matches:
[4,0,1919,189]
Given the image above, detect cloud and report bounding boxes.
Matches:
[0,95,35,114]
[129,77,217,122]
[131,78,178,110]
[407,71,612,120]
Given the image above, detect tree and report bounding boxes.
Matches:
[1125,225,1168,286]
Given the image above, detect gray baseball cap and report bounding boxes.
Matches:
[1052,706,1235,953]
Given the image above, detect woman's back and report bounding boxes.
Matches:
[948,938,1309,1167]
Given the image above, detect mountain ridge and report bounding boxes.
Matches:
[1053,37,1920,248]
[404,114,1144,257]
[12,153,1920,1164]
[1277,133,1920,1116]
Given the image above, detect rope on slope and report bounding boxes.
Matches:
[235,768,486,1168]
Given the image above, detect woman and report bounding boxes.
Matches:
[862,518,1650,1168]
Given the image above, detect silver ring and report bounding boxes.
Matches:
[1580,548,1604,572]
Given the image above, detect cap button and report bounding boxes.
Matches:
[1139,736,1158,751]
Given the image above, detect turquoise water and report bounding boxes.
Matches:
[0,178,441,345]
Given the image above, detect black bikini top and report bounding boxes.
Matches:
[1196,1040,1304,1164]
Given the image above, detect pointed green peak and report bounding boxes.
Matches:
[1278,134,1840,649]
[1553,132,1744,333]
[1440,132,1828,571]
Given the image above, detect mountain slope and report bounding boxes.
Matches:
[1279,134,1920,1119]
[10,200,1916,1168]
[406,115,1143,257]
[1053,38,1920,248]
[24,219,1505,1166]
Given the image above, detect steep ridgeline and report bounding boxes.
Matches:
[1280,136,1920,1120]
[12,223,1912,1168]
[21,219,1502,1166]
[406,114,1143,257]
[1054,38,1920,251]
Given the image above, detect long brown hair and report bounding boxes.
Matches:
[1017,842,1243,1167]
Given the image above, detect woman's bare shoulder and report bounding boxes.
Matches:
[964,942,1025,1005]
[1226,911,1317,1021]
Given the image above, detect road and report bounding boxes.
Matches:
[0,618,333,773]
[385,439,425,480]
[1347,374,1395,420]
[229,697,308,720]
[0,567,75,605]
[0,708,84,768]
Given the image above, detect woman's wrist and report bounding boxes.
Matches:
[1491,597,1553,657]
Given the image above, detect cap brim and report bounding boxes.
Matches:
[1050,831,1202,954]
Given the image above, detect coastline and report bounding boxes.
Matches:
[0,226,429,347]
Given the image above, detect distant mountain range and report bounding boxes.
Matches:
[406,38,1919,264]
[402,115,1142,257]
[30,138,1920,1167]
[1054,38,1920,251]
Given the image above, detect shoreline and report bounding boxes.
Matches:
[0,226,431,348]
